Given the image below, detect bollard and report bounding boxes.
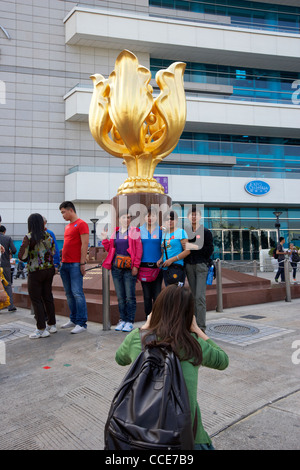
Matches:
[215,258,223,312]
[253,260,257,276]
[284,259,291,302]
[102,266,111,330]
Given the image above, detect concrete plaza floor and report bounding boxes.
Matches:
[0,282,299,450]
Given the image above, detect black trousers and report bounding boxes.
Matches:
[275,260,285,282]
[291,262,297,279]
[141,271,163,317]
[27,267,56,330]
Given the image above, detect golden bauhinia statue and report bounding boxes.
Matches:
[89,50,186,194]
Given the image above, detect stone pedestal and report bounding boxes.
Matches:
[111,193,172,225]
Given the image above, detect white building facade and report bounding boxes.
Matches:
[0,0,300,260]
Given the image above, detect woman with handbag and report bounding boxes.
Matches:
[18,213,56,339]
[101,210,142,332]
[159,210,190,286]
[138,207,163,318]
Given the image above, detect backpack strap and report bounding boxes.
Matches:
[139,328,156,349]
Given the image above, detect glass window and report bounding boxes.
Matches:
[151,58,300,104]
[240,207,258,219]
[175,0,189,12]
[242,219,259,230]
[150,0,300,33]
[209,208,221,218]
[211,230,222,259]
[288,208,300,219]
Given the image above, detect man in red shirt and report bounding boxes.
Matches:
[59,201,89,334]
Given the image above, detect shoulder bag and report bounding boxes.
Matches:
[163,239,185,285]
[137,263,161,282]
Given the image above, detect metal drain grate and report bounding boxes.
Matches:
[0,328,19,339]
[0,321,33,342]
[206,318,295,347]
[207,323,259,336]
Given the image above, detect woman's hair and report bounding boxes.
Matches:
[145,206,158,217]
[144,285,202,366]
[118,209,131,219]
[163,210,178,221]
[27,213,45,247]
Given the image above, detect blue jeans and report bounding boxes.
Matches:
[60,263,88,328]
[111,265,137,323]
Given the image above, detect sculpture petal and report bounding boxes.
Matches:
[148,62,186,159]
[89,74,128,158]
[108,50,153,155]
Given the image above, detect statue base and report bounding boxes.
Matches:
[111,193,172,226]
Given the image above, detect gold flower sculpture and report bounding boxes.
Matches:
[89,50,186,194]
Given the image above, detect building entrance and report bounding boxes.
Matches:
[211,229,278,261]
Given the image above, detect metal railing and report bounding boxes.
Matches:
[46,257,295,327]
[213,258,295,310]
[220,259,259,275]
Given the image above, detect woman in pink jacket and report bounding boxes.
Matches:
[101,210,142,332]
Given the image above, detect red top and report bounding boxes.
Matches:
[62,218,89,263]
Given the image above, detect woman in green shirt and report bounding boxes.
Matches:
[115,284,229,450]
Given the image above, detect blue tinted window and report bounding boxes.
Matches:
[149,0,300,33]
[150,59,300,104]
[158,133,300,179]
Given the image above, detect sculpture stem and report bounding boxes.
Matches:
[124,152,155,179]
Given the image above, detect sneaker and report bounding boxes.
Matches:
[70,325,86,334]
[46,324,57,334]
[29,329,50,339]
[8,306,17,312]
[61,321,75,329]
[115,320,126,331]
[274,278,278,283]
[122,322,133,332]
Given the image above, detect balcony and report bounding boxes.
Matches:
[64,6,300,71]
[64,166,300,206]
[64,84,300,138]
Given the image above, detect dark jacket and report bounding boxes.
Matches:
[0,233,17,268]
[185,225,214,265]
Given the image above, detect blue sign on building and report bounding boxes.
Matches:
[245,180,270,196]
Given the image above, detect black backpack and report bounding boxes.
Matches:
[292,251,300,263]
[104,332,196,450]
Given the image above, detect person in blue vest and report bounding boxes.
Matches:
[138,206,163,318]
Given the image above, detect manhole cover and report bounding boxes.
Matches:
[0,328,19,339]
[207,323,259,336]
